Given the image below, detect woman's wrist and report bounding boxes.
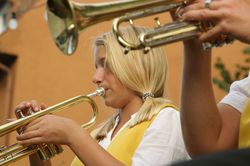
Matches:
[183,39,211,57]
[67,127,89,148]
[183,39,204,50]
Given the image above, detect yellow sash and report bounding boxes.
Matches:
[71,104,176,166]
[239,98,250,148]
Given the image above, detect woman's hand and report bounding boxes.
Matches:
[16,114,83,146]
[14,101,53,166]
[181,0,250,44]
[14,100,47,134]
[14,100,47,118]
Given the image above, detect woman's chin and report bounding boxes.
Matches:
[104,99,120,109]
[104,99,112,107]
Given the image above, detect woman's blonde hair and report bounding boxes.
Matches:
[93,26,170,141]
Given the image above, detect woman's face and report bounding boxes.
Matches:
[92,45,137,109]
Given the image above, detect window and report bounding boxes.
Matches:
[0,52,16,145]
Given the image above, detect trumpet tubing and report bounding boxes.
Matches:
[112,6,234,52]
[0,87,105,166]
[0,143,63,166]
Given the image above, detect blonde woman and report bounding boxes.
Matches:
[15,26,189,166]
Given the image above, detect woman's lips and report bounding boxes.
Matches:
[104,88,111,96]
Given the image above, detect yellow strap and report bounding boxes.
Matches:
[239,98,250,148]
[71,103,177,166]
[106,103,177,165]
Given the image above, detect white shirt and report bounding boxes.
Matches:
[99,107,190,166]
[220,72,250,113]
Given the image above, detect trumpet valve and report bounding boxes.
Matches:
[15,109,25,118]
[129,19,134,25]
[37,144,64,161]
[154,17,162,27]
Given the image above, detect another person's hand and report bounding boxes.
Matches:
[169,1,210,51]
[181,0,250,44]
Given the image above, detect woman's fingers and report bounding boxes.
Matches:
[15,101,31,118]
[30,100,41,112]
[184,0,221,12]
[15,101,31,111]
[181,0,225,21]
[15,100,47,119]
[17,130,41,141]
[22,122,41,133]
[182,9,221,22]
[40,103,47,110]
[16,117,44,135]
[199,25,224,42]
[17,137,44,146]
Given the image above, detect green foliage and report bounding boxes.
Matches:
[212,47,250,92]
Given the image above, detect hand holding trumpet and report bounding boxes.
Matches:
[180,0,250,44]
[15,100,83,146]
[0,88,104,165]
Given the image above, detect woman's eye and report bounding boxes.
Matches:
[104,65,112,73]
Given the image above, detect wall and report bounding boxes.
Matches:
[0,0,248,165]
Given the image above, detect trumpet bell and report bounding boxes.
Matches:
[46,0,78,55]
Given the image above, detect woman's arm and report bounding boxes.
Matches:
[16,114,124,166]
[68,129,124,166]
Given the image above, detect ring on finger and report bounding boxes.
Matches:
[205,0,213,9]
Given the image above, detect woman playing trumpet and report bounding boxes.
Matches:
[15,26,190,166]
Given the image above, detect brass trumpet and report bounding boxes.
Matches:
[0,87,105,166]
[46,0,233,55]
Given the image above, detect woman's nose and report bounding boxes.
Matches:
[92,69,104,85]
